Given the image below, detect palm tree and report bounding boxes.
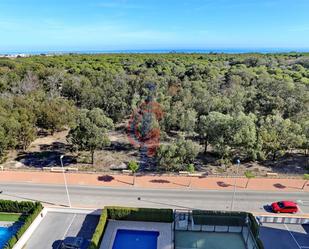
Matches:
[128,160,139,186]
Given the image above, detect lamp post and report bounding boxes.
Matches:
[231,159,240,211]
[60,155,71,208]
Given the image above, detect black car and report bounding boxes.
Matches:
[61,237,84,249]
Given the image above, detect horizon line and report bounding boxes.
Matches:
[1,48,309,56]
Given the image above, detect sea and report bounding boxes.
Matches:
[0,48,308,56]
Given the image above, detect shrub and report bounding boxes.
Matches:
[192,210,247,226]
[0,200,37,213]
[88,209,108,249]
[107,206,173,223]
[187,164,195,173]
[2,201,43,249]
[127,161,139,173]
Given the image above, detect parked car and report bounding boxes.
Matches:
[61,237,84,249]
[271,201,298,213]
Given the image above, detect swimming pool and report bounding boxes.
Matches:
[0,226,16,248]
[112,229,159,249]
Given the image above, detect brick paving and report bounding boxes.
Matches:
[0,170,308,192]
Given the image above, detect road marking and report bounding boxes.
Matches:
[56,213,77,249]
[298,205,304,214]
[284,224,301,249]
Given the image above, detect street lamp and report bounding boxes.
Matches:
[60,155,71,208]
[231,159,240,211]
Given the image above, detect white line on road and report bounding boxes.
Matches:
[284,224,301,249]
[298,205,304,214]
[56,213,77,249]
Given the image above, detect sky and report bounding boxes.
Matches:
[0,0,309,52]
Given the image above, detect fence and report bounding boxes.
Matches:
[174,210,263,249]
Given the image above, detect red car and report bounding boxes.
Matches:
[271,201,298,213]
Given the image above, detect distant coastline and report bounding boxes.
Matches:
[1,48,309,56]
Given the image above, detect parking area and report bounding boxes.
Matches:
[25,211,99,249]
[260,223,309,249]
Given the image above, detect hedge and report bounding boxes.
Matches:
[1,200,43,249]
[88,206,174,249]
[107,206,174,223]
[0,200,38,213]
[256,238,265,249]
[192,210,248,226]
[88,208,108,249]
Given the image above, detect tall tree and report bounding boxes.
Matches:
[198,112,233,158]
[37,98,76,134]
[156,137,200,171]
[14,108,36,151]
[67,108,114,165]
[258,115,304,160]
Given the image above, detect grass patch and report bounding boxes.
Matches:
[0,213,21,222]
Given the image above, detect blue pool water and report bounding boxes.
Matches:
[112,229,159,249]
[0,226,16,248]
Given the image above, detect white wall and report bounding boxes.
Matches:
[13,208,48,249]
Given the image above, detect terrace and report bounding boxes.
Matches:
[92,206,264,249]
[174,210,261,249]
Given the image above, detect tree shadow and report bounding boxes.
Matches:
[117,179,133,185]
[150,179,170,184]
[263,205,274,213]
[217,181,232,187]
[76,214,100,240]
[39,142,72,152]
[149,178,188,187]
[106,141,136,152]
[16,151,76,168]
[259,153,308,174]
[273,183,286,189]
[37,129,50,137]
[98,175,132,185]
[98,175,115,182]
[52,212,100,249]
[172,181,189,187]
[198,174,208,179]
[287,185,303,190]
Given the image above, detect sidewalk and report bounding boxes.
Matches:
[0,170,308,192]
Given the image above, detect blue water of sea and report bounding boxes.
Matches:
[1,48,308,55]
[112,229,159,249]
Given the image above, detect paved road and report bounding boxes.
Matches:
[1,183,309,214]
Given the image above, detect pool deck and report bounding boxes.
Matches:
[100,220,173,249]
[0,221,14,227]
